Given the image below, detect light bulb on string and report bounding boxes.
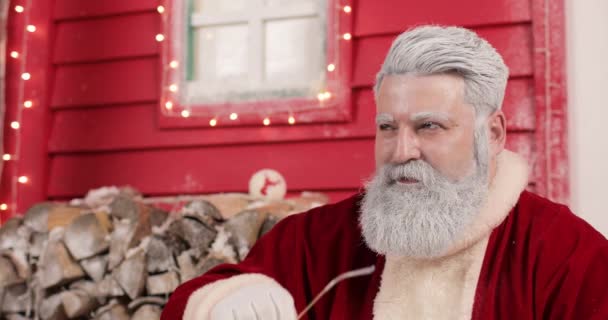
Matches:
[327,64,336,72]
[157,5,165,13]
[209,118,217,127]
[15,5,24,13]
[288,116,296,125]
[317,91,332,102]
[2,154,12,161]
[342,33,352,41]
[229,113,238,120]
[165,101,173,110]
[156,34,165,42]
[11,121,20,130]
[169,84,178,92]
[10,51,19,59]
[21,73,31,80]
[263,118,271,126]
[26,25,36,33]
[23,101,33,108]
[169,61,179,68]
[0,204,7,211]
[343,5,352,13]
[18,176,29,184]
[181,110,190,118]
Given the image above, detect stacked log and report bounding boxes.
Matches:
[0,188,327,319]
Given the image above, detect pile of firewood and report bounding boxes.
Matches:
[0,187,327,320]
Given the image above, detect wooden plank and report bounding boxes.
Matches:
[48,90,375,152]
[353,24,534,87]
[1,0,54,219]
[502,78,535,131]
[354,0,531,36]
[47,133,534,198]
[48,102,373,152]
[51,58,159,108]
[48,83,533,153]
[54,0,158,21]
[531,0,569,203]
[54,13,160,64]
[0,3,26,222]
[544,0,569,202]
[47,139,378,197]
[15,0,54,215]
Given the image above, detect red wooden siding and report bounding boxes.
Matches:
[53,12,159,64]
[48,139,377,197]
[353,24,534,87]
[51,58,159,108]
[47,133,533,198]
[354,0,532,36]
[53,0,158,21]
[1,0,54,222]
[3,0,566,210]
[531,0,569,201]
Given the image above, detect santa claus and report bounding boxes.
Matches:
[162,25,608,320]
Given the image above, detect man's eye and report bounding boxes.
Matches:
[378,124,394,131]
[419,122,442,130]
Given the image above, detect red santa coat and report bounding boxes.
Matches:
[162,153,608,319]
[162,191,608,319]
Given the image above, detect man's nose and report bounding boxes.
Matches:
[390,128,421,163]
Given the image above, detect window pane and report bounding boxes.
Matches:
[194,0,248,13]
[264,17,323,84]
[195,24,249,83]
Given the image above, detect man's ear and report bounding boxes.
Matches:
[487,110,507,156]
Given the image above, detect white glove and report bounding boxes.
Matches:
[209,282,297,320]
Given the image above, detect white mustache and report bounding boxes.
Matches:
[384,160,442,186]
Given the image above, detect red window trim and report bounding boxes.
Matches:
[157,0,355,129]
[530,0,569,203]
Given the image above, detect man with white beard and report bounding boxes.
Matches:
[163,26,608,320]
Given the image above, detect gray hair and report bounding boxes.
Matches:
[375,25,509,117]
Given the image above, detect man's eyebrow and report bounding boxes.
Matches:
[410,111,451,122]
[375,113,395,125]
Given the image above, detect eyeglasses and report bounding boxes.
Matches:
[296,264,376,319]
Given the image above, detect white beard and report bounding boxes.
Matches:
[360,148,489,258]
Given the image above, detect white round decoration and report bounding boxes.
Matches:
[248,169,287,200]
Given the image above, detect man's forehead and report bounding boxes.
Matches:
[375,111,452,123]
[376,74,470,113]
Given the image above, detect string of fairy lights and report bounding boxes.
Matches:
[0,1,353,216]
[1,0,34,216]
[154,2,353,128]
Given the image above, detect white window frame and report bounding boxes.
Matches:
[158,0,352,128]
[185,0,327,105]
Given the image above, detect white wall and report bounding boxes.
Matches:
[566,0,608,237]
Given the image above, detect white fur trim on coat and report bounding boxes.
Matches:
[445,149,529,256]
[374,150,529,320]
[182,273,279,320]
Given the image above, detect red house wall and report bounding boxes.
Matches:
[1,0,568,218]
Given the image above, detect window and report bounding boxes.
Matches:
[159,0,352,128]
[190,0,326,104]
